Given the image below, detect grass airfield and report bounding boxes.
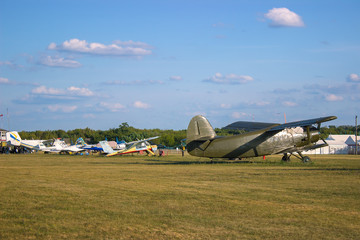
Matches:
[0,153,359,239]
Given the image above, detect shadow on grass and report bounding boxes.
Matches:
[89,159,254,165]
[291,168,360,171]
[88,158,360,171]
[138,159,254,165]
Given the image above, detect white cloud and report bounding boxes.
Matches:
[100,102,126,112]
[67,86,94,96]
[0,77,37,86]
[0,61,24,69]
[0,77,10,84]
[31,86,94,98]
[231,112,250,119]
[220,103,231,109]
[48,38,152,57]
[212,22,226,28]
[39,56,82,68]
[347,73,360,82]
[282,101,297,107]
[47,104,78,113]
[264,8,305,27]
[133,101,150,109]
[169,76,183,81]
[83,113,96,119]
[204,73,254,84]
[0,61,13,66]
[105,80,164,85]
[326,94,343,101]
[250,101,270,107]
[112,40,153,49]
[32,86,63,95]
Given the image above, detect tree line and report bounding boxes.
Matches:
[18,123,358,148]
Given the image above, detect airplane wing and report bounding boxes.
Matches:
[146,149,155,156]
[99,141,115,154]
[268,116,337,132]
[82,145,103,151]
[223,121,279,131]
[278,142,329,154]
[127,136,160,146]
[223,116,337,132]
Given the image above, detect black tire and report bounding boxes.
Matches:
[302,156,311,163]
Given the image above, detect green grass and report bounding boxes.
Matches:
[1,154,360,239]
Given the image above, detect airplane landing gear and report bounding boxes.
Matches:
[282,153,291,162]
[282,152,311,163]
[301,155,311,163]
[297,151,311,163]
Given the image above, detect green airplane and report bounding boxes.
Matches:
[186,115,337,162]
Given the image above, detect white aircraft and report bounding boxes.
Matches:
[6,131,48,151]
[41,138,86,154]
[6,131,86,154]
[115,137,126,150]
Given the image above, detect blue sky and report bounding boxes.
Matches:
[1,0,359,131]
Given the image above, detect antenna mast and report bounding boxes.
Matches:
[356,115,358,155]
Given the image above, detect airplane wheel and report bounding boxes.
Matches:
[302,156,311,163]
[282,155,290,162]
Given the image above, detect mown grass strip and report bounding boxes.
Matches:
[0,154,359,239]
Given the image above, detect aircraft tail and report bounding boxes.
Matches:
[76,137,86,146]
[186,115,216,144]
[99,141,115,154]
[6,131,22,146]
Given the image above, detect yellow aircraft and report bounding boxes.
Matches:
[99,136,159,157]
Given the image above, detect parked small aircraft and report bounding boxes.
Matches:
[6,131,47,150]
[6,131,86,154]
[115,137,126,150]
[100,136,159,157]
[186,115,337,162]
[81,137,129,152]
[41,138,85,154]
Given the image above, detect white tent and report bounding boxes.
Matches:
[305,134,358,154]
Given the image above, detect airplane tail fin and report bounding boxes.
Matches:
[186,115,216,144]
[6,131,22,146]
[76,137,86,146]
[99,141,115,154]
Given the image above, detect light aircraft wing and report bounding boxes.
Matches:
[99,141,115,154]
[127,136,159,146]
[224,116,337,132]
[82,145,103,151]
[223,121,278,131]
[267,116,337,132]
[278,142,329,154]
